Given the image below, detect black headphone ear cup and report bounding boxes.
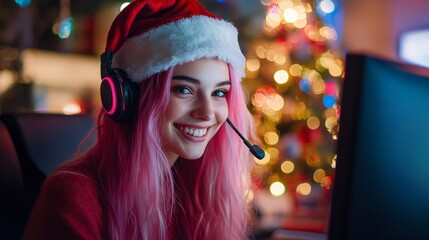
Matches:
[120,75,139,120]
[100,68,139,123]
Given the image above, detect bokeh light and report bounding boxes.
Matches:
[63,102,81,115]
[281,160,295,174]
[270,181,286,196]
[274,70,289,84]
[313,169,326,183]
[266,3,282,28]
[331,155,337,168]
[256,45,266,59]
[296,183,311,195]
[325,116,338,130]
[283,8,299,23]
[299,78,311,93]
[274,55,287,65]
[306,153,321,167]
[247,59,261,72]
[307,116,320,130]
[264,131,280,145]
[318,0,335,14]
[323,94,336,108]
[325,81,337,95]
[290,64,303,76]
[320,26,338,41]
[321,176,332,189]
[58,18,74,39]
[266,147,280,161]
[255,150,270,165]
[15,0,31,7]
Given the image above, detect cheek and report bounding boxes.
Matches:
[216,102,229,123]
[164,98,184,122]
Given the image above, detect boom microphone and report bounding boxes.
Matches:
[226,118,265,160]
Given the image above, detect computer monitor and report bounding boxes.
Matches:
[328,53,429,240]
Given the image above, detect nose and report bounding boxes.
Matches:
[191,94,215,120]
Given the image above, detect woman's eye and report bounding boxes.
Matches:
[212,89,228,97]
[173,86,192,95]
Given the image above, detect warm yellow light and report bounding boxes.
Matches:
[329,64,343,77]
[278,0,293,10]
[319,56,334,69]
[283,8,298,23]
[266,50,276,62]
[255,150,270,164]
[266,147,279,161]
[269,94,284,111]
[307,70,322,82]
[274,55,287,65]
[274,70,289,84]
[246,59,260,72]
[270,181,286,196]
[321,176,332,189]
[331,155,337,168]
[266,12,282,28]
[281,160,295,174]
[320,26,338,41]
[251,92,266,108]
[325,116,338,130]
[313,169,326,183]
[63,103,81,115]
[324,108,337,118]
[307,116,320,130]
[256,45,266,59]
[296,183,311,195]
[0,70,15,95]
[264,131,279,145]
[311,78,325,94]
[306,153,321,167]
[295,5,306,18]
[293,18,307,28]
[21,48,99,89]
[289,64,302,76]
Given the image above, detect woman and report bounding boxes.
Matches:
[24,0,257,239]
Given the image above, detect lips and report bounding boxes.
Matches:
[174,123,209,137]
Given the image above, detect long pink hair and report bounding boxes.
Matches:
[68,65,255,239]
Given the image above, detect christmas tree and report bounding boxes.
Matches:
[243,0,344,213]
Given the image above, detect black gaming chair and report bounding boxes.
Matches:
[0,113,95,239]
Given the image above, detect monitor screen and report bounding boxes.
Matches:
[328,54,429,240]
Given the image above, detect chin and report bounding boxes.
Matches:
[180,151,205,160]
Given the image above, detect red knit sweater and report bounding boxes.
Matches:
[23,163,106,240]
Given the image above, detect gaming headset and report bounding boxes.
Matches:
[100,51,139,123]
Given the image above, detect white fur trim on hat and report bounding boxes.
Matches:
[112,16,246,83]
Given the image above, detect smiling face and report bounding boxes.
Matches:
[160,58,230,166]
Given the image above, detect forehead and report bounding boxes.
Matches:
[172,58,230,83]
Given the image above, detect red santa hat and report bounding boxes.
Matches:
[105,0,246,83]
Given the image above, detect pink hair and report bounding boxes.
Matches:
[67,65,255,239]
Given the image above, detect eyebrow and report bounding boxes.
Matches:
[172,75,231,87]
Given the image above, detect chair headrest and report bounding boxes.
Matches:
[1,113,96,176]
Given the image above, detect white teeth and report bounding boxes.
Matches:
[192,130,200,137]
[176,125,207,137]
